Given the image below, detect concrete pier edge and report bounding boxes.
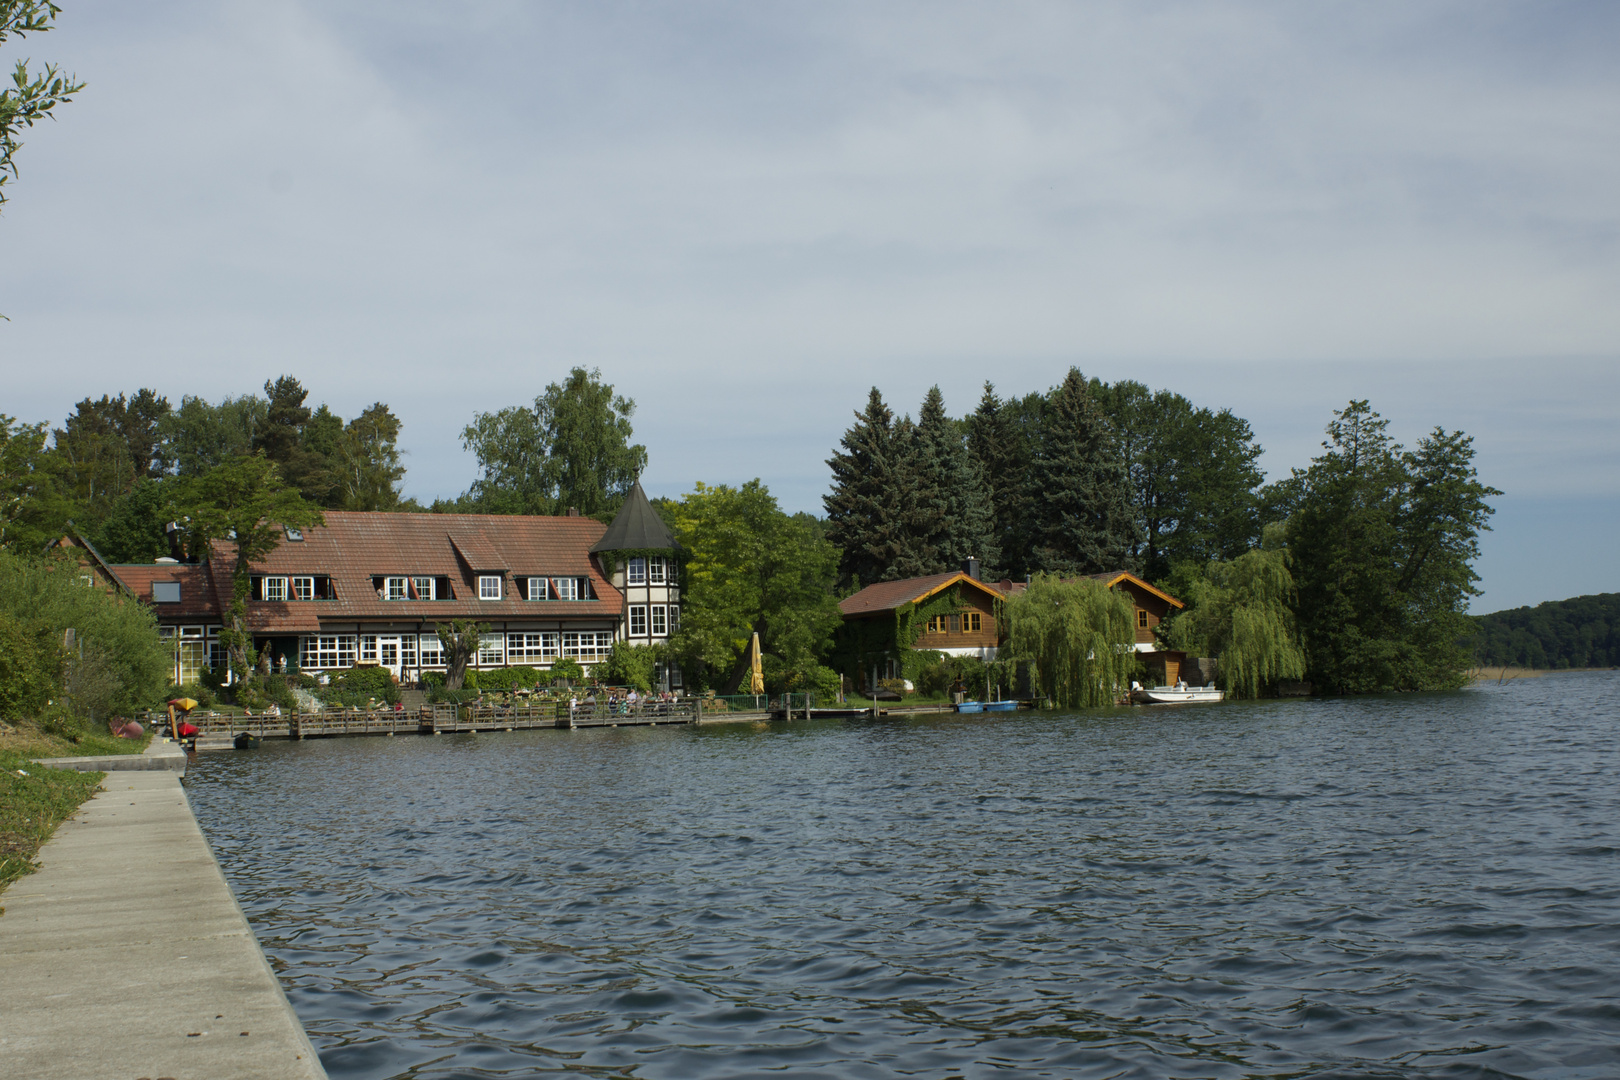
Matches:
[0,766,327,1079]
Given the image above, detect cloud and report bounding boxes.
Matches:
[1,0,1615,604]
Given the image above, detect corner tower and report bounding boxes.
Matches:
[590,480,683,688]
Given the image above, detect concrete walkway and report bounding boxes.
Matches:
[0,770,327,1080]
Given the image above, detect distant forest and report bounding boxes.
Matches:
[1472,594,1620,670]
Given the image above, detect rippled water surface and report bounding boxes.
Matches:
[185,673,1620,1079]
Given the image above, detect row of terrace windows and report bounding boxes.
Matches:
[296,631,615,671]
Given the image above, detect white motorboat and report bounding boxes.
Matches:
[1130,683,1224,705]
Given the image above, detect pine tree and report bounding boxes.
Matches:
[825,388,915,586]
[915,386,999,576]
[1026,368,1137,575]
[966,382,1033,579]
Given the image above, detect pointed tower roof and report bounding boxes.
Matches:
[589,480,679,554]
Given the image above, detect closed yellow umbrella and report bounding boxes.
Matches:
[748,632,764,695]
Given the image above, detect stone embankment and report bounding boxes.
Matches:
[0,744,327,1080]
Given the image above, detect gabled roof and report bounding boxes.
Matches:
[839,571,1004,618]
[112,511,623,627]
[590,480,678,554]
[996,570,1184,609]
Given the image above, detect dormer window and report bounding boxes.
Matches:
[292,576,315,600]
[627,557,646,584]
[479,575,502,600]
[384,576,408,601]
[263,576,288,601]
[285,528,304,541]
[526,577,548,601]
[412,576,436,600]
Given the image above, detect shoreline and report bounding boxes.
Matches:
[0,769,327,1079]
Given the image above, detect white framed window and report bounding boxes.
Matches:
[627,557,646,584]
[400,637,418,667]
[300,635,358,670]
[526,577,548,601]
[477,635,504,666]
[552,576,578,601]
[418,634,444,667]
[629,605,647,636]
[412,576,435,600]
[669,605,679,632]
[180,625,205,639]
[79,573,94,588]
[360,635,378,663]
[208,640,228,670]
[291,576,315,600]
[479,575,502,600]
[649,557,666,584]
[561,631,612,660]
[382,576,408,600]
[263,576,288,601]
[177,641,206,684]
[506,632,559,662]
[651,605,667,636]
[158,626,175,639]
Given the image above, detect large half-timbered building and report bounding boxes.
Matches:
[108,483,684,686]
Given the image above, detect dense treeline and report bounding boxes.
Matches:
[0,377,404,560]
[826,375,1498,697]
[1471,594,1620,670]
[825,369,1267,588]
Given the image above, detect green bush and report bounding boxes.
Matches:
[316,665,400,707]
[421,670,446,688]
[600,643,657,693]
[551,658,584,683]
[477,665,549,690]
[0,550,171,718]
[0,611,59,721]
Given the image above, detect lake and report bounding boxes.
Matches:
[185,671,1620,1079]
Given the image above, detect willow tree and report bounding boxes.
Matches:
[1002,574,1136,708]
[1165,541,1305,699]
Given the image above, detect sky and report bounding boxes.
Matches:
[1,1,1617,613]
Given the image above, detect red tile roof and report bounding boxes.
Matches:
[240,512,622,626]
[114,512,623,632]
[112,562,227,622]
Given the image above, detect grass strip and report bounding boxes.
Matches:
[0,749,105,897]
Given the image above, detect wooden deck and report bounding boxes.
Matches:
[182,699,704,740]
[173,697,1023,749]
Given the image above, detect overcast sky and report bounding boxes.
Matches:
[2,1,1616,612]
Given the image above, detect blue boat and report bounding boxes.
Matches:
[957,701,984,713]
[983,700,1017,712]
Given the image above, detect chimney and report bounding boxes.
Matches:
[567,507,580,517]
[165,520,184,561]
[962,557,981,581]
